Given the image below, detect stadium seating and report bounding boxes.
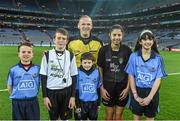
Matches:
[0,0,179,48]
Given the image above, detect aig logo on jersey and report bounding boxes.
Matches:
[81,84,95,93]
[18,80,35,90]
[137,71,152,82]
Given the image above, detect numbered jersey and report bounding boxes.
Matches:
[7,63,40,99]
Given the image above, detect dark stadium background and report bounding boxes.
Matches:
[0,0,179,50]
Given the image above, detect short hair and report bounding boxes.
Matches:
[79,15,92,21]
[18,41,33,52]
[78,15,93,27]
[54,28,69,40]
[109,24,124,35]
[81,52,94,62]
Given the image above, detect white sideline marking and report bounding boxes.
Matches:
[168,72,180,76]
[0,89,8,92]
[0,72,180,92]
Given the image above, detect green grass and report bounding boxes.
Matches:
[0,46,180,120]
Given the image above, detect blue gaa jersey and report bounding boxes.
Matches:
[7,63,40,99]
[125,50,167,88]
[77,68,102,102]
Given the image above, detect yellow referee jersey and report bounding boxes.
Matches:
[68,35,103,67]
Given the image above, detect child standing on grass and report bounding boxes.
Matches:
[125,29,167,120]
[7,42,40,120]
[97,24,132,120]
[74,52,102,120]
[40,28,78,120]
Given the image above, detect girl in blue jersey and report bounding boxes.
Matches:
[74,52,102,120]
[7,42,40,120]
[125,30,167,120]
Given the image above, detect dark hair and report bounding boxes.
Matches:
[54,28,69,40]
[81,52,94,62]
[134,30,159,53]
[109,24,124,35]
[18,41,33,52]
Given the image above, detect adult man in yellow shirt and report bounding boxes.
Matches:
[68,15,103,67]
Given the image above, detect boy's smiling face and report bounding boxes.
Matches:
[81,59,93,71]
[18,45,33,64]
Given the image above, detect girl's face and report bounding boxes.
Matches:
[139,35,154,50]
[110,29,123,46]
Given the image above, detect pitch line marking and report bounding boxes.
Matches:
[168,72,180,76]
[0,89,8,92]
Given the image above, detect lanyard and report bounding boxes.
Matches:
[55,50,66,77]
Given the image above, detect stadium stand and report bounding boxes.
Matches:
[0,0,179,49]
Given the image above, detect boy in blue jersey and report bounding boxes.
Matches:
[7,42,40,120]
[74,52,102,120]
[125,30,167,120]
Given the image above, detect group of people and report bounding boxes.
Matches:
[7,15,167,120]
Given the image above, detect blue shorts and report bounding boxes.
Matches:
[12,97,40,120]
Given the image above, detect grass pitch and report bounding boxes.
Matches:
[0,46,180,120]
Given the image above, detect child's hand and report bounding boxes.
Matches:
[141,97,152,106]
[119,88,129,100]
[69,97,76,109]
[136,97,144,106]
[43,97,52,111]
[101,86,110,101]
[97,106,101,112]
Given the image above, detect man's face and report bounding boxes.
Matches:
[81,59,93,71]
[54,32,68,50]
[78,17,93,38]
[110,29,123,46]
[18,45,33,64]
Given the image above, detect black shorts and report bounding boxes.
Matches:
[47,86,72,120]
[12,97,40,120]
[74,101,98,120]
[130,87,159,118]
[102,81,129,107]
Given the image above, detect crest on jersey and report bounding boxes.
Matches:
[118,57,123,64]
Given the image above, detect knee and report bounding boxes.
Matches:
[105,111,114,120]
